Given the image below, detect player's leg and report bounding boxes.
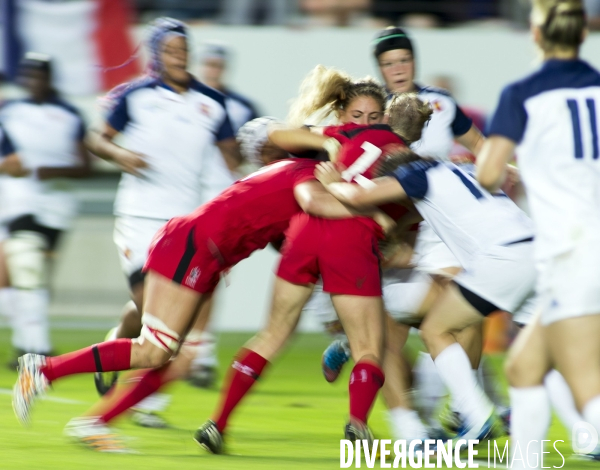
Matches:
[419,283,495,438]
[196,277,313,454]
[4,218,59,359]
[331,294,385,441]
[505,316,552,465]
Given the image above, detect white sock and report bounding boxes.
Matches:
[11,289,51,353]
[434,343,494,429]
[413,352,448,426]
[544,369,582,434]
[133,393,171,413]
[0,287,15,320]
[191,331,218,368]
[581,395,600,455]
[387,407,429,441]
[509,386,550,469]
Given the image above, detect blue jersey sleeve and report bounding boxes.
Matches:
[487,84,527,143]
[106,95,130,133]
[0,126,15,156]
[389,160,438,199]
[451,104,473,136]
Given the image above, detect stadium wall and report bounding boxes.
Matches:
[42,27,600,331]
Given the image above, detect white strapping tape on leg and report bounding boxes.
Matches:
[179,330,204,357]
[140,313,181,353]
[4,231,48,289]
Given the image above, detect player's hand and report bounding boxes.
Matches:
[322,137,341,162]
[373,211,396,235]
[505,164,520,186]
[114,148,148,176]
[0,155,29,177]
[315,162,342,186]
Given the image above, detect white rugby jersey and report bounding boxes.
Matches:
[488,59,600,260]
[393,85,473,160]
[391,160,534,267]
[0,98,85,230]
[108,78,234,219]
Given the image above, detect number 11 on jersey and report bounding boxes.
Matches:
[567,98,599,159]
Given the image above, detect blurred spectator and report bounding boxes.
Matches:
[135,0,220,21]
[221,0,296,25]
[0,53,91,365]
[300,0,373,26]
[200,43,260,132]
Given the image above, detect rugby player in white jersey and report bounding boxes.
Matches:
[316,147,537,442]
[0,53,91,363]
[477,0,600,464]
[88,18,241,424]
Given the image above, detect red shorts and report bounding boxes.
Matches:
[277,214,382,296]
[144,217,223,294]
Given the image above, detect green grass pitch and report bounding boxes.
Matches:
[0,327,595,469]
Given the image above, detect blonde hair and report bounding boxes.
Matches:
[387,93,433,145]
[287,65,387,127]
[532,0,586,53]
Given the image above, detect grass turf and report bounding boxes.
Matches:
[0,328,594,469]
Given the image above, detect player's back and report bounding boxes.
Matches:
[190,158,317,264]
[392,160,534,267]
[489,59,600,259]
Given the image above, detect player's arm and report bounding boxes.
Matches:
[268,127,341,161]
[455,124,485,157]
[321,176,407,210]
[476,135,517,192]
[295,180,396,231]
[0,153,27,177]
[87,124,147,176]
[216,137,244,173]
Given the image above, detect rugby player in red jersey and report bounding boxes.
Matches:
[195,94,433,452]
[11,132,374,426]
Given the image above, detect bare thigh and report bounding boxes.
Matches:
[246,277,314,361]
[332,295,385,365]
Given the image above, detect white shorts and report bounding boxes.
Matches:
[113,216,168,280]
[383,269,432,323]
[413,221,460,274]
[538,240,600,326]
[455,242,536,314]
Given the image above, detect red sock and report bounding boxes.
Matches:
[212,348,268,432]
[100,366,171,424]
[41,339,132,383]
[349,361,385,424]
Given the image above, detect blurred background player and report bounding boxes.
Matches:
[89,18,241,424]
[0,53,91,366]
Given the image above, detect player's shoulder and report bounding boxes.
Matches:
[416,84,456,101]
[46,96,85,120]
[115,76,161,101]
[504,59,600,103]
[189,79,227,107]
[224,88,256,110]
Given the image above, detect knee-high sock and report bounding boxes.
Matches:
[545,369,582,435]
[41,339,132,383]
[434,343,493,429]
[509,386,551,470]
[11,289,51,353]
[212,348,268,433]
[100,366,172,424]
[349,361,385,424]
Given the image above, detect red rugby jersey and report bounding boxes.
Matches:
[187,158,317,266]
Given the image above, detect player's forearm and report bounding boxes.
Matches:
[302,193,359,219]
[36,164,91,180]
[476,136,515,192]
[86,129,126,164]
[268,128,329,153]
